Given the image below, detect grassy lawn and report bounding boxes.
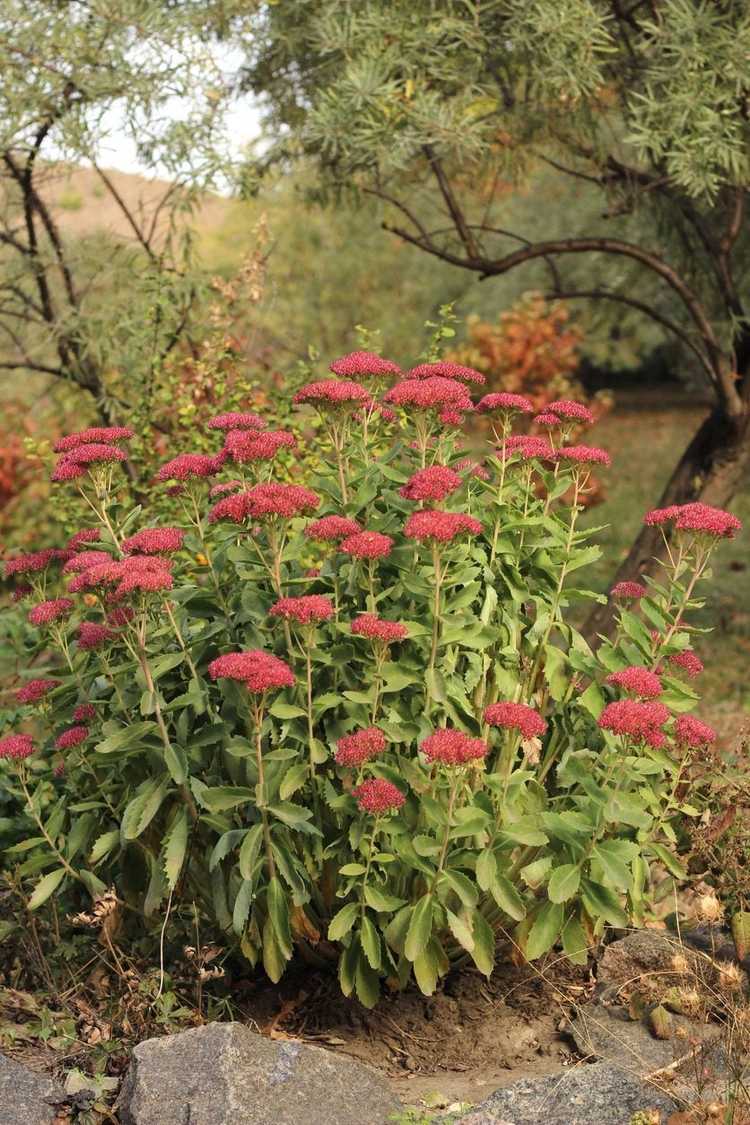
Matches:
[581,398,750,711]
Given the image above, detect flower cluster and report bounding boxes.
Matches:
[77,622,116,650]
[305,515,361,542]
[556,445,611,467]
[335,727,387,767]
[208,650,294,693]
[611,581,647,600]
[52,442,128,482]
[645,503,742,539]
[407,361,485,385]
[73,702,97,722]
[598,700,670,747]
[207,412,265,431]
[420,728,487,766]
[270,596,335,625]
[122,528,185,555]
[542,400,594,425]
[675,714,716,749]
[330,351,401,379]
[293,380,371,409]
[399,466,462,502]
[156,453,223,481]
[223,429,296,463]
[668,650,704,678]
[63,551,113,574]
[484,702,547,740]
[54,427,134,452]
[55,726,89,750]
[28,598,74,626]
[340,531,393,559]
[384,377,472,413]
[4,548,67,578]
[352,777,405,815]
[209,483,320,523]
[500,436,554,462]
[477,392,533,414]
[351,614,408,643]
[67,529,101,549]
[606,666,663,699]
[16,679,59,704]
[404,510,482,544]
[0,734,35,760]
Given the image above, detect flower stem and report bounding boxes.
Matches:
[250,697,276,880]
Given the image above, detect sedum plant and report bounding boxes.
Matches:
[0,353,741,1006]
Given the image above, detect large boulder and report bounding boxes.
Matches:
[0,1052,63,1125]
[451,1061,677,1125]
[117,1022,401,1125]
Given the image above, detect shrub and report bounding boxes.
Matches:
[0,353,741,1006]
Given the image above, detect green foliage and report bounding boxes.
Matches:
[0,328,734,1005]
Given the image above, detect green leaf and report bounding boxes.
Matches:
[339,863,367,877]
[279,763,309,800]
[354,951,380,1008]
[446,907,475,953]
[238,823,264,880]
[267,876,293,958]
[121,776,171,841]
[405,893,434,962]
[413,939,441,995]
[199,786,255,813]
[328,902,360,942]
[581,879,629,928]
[561,915,589,966]
[475,849,498,892]
[232,880,254,935]
[648,842,687,879]
[88,830,120,866]
[28,868,66,910]
[440,869,478,908]
[490,876,527,921]
[262,914,289,983]
[470,910,496,976]
[163,808,189,889]
[363,885,406,912]
[521,855,553,889]
[209,829,247,871]
[592,841,634,890]
[547,864,581,904]
[525,901,564,960]
[96,722,158,755]
[360,915,382,970]
[267,802,320,833]
[163,739,188,786]
[269,701,307,719]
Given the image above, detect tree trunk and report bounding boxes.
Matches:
[581,402,750,645]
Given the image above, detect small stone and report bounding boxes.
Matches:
[117,1022,400,1125]
[0,1053,64,1125]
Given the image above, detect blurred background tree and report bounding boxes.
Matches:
[236,0,750,631]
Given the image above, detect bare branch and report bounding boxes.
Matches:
[422,144,480,259]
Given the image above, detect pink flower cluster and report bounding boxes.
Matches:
[223,429,296,463]
[669,650,704,678]
[556,445,611,467]
[500,436,554,462]
[610,581,647,600]
[645,503,741,539]
[330,351,401,379]
[269,596,334,625]
[598,700,670,747]
[293,380,371,409]
[484,702,547,740]
[208,650,294,693]
[207,412,265,431]
[209,480,244,498]
[28,598,74,627]
[73,702,97,722]
[67,529,101,549]
[478,392,533,414]
[52,442,128,482]
[335,727,387,767]
[351,614,408,644]
[54,427,134,453]
[384,377,473,413]
[0,734,35,760]
[407,361,485,385]
[404,510,482,544]
[305,515,361,542]
[55,726,88,750]
[123,528,184,555]
[606,666,663,699]
[63,551,113,574]
[77,622,116,650]
[340,531,393,559]
[399,466,462,502]
[675,715,716,749]
[209,483,320,523]
[5,548,67,578]
[540,400,594,425]
[156,453,223,482]
[16,678,59,704]
[420,728,487,766]
[352,777,405,815]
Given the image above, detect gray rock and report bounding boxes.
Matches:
[0,1053,63,1125]
[569,1001,719,1074]
[452,1061,677,1125]
[597,931,694,998]
[117,1022,401,1125]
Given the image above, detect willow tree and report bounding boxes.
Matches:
[0,0,238,429]
[238,0,750,628]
